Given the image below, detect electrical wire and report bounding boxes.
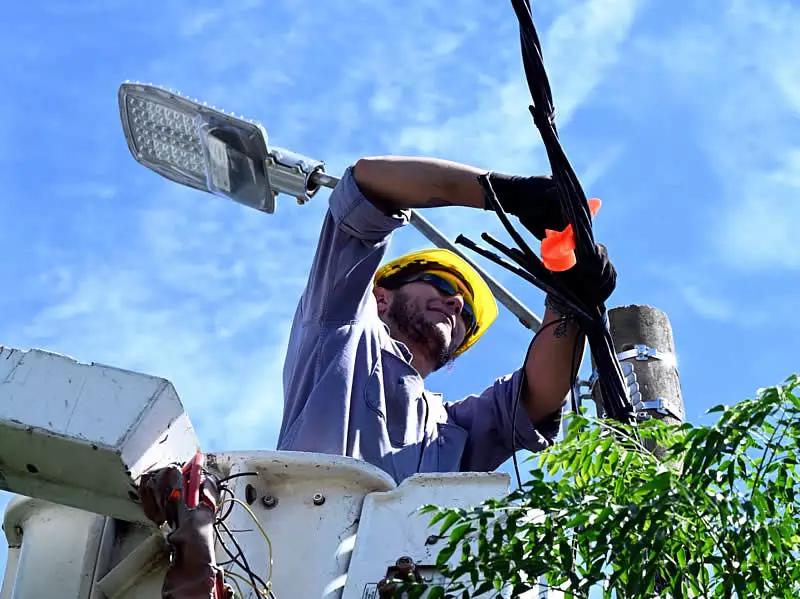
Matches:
[569,328,584,415]
[218,471,260,484]
[223,567,245,598]
[217,497,275,593]
[216,485,237,527]
[225,570,267,599]
[457,0,636,426]
[215,523,272,598]
[416,396,430,474]
[209,476,277,598]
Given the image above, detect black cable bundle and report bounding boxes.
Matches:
[456,0,636,424]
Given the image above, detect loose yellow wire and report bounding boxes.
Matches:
[218,496,275,588]
[225,570,275,598]
[223,570,244,598]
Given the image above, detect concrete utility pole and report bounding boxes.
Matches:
[592,304,685,435]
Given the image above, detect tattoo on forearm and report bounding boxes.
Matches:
[545,294,573,318]
[553,318,569,338]
[546,294,576,339]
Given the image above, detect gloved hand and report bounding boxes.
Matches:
[549,242,617,311]
[481,171,616,308]
[485,172,566,240]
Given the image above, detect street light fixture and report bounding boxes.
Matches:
[117,82,542,330]
[118,82,331,213]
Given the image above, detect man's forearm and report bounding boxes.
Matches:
[353,156,488,212]
[523,304,585,423]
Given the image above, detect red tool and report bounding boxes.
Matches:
[139,452,233,599]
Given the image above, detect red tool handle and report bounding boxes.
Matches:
[184,452,204,509]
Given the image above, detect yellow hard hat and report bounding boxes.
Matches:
[374,248,498,357]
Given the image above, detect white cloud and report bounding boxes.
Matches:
[714,155,800,272]
[635,1,800,272]
[392,0,639,165]
[179,9,226,38]
[544,0,640,122]
[707,3,800,272]
[644,264,734,323]
[17,183,314,451]
[675,283,735,323]
[642,262,785,328]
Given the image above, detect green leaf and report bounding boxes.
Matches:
[565,513,590,529]
[677,547,687,568]
[435,542,457,568]
[428,510,447,527]
[439,510,461,535]
[472,580,494,596]
[425,586,446,599]
[449,523,473,544]
[633,471,672,497]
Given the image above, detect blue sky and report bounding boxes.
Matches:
[1,0,799,589]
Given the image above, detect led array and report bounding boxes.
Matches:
[126,96,205,175]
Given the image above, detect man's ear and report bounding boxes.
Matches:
[374,286,392,316]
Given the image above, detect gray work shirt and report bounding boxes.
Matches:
[277,166,560,484]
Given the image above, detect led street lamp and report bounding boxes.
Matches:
[118,82,328,213]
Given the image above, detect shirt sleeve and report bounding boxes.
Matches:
[444,368,563,473]
[298,165,411,324]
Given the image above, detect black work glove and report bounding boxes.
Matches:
[550,242,617,312]
[485,172,566,240]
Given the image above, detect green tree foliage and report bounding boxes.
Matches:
[410,375,800,598]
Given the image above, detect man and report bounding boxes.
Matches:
[277,156,615,484]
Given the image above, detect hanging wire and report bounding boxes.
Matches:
[457,0,636,424]
[213,476,277,598]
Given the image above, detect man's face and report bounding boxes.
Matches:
[380,278,470,371]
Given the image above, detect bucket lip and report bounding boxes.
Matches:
[3,496,65,547]
[206,449,399,492]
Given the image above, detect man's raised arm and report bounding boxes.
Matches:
[352,155,616,447]
[354,156,488,211]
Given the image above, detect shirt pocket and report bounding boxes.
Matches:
[364,352,425,448]
[433,422,468,472]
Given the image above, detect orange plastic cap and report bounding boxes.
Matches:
[540,198,602,272]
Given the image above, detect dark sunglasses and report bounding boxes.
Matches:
[402,273,477,333]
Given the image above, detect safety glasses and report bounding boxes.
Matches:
[403,273,477,334]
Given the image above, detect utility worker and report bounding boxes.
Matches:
[277,156,616,484]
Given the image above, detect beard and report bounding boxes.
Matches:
[385,289,459,371]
